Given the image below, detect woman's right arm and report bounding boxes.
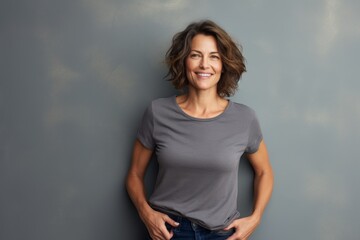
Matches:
[126,140,179,240]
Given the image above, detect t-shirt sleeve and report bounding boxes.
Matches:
[136,103,156,150]
[245,111,263,154]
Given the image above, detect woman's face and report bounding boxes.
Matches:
[185,34,223,93]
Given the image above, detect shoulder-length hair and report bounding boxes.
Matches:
[165,20,246,97]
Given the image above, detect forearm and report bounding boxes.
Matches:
[224,166,273,239]
[126,140,155,219]
[126,173,153,219]
[251,168,274,219]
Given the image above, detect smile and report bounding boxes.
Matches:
[196,72,212,77]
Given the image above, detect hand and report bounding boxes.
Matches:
[141,209,179,240]
[223,215,260,240]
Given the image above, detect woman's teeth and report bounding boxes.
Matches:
[197,73,211,77]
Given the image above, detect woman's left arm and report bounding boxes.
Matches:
[224,140,274,240]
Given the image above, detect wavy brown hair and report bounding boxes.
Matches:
[165,20,246,97]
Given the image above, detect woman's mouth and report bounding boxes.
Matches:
[196,72,212,77]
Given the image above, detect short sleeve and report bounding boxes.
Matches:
[245,111,263,154]
[136,103,156,150]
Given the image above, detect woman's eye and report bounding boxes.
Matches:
[190,54,201,58]
[210,55,220,60]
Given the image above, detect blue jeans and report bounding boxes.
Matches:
[147,213,235,240]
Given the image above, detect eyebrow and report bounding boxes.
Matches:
[190,50,220,54]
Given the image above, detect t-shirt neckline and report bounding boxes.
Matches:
[172,95,232,121]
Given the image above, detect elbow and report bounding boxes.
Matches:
[125,170,141,194]
[265,168,274,189]
[266,168,274,183]
[125,171,133,194]
[256,166,273,177]
[256,167,274,184]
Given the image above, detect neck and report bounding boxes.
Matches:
[186,89,222,108]
[176,88,229,119]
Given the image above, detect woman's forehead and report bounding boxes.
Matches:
[190,34,219,52]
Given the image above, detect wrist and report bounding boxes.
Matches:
[138,202,153,219]
[250,211,262,222]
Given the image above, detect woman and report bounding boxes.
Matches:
[126,20,273,240]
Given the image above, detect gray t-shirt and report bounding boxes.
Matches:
[137,95,263,230]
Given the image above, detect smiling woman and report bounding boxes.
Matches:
[185,34,223,94]
[126,20,273,240]
[165,20,246,98]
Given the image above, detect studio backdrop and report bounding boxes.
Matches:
[1,0,360,239]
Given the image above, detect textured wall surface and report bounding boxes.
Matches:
[1,0,360,239]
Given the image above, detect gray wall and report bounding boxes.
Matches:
[1,0,360,239]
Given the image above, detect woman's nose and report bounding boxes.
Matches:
[199,57,209,69]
